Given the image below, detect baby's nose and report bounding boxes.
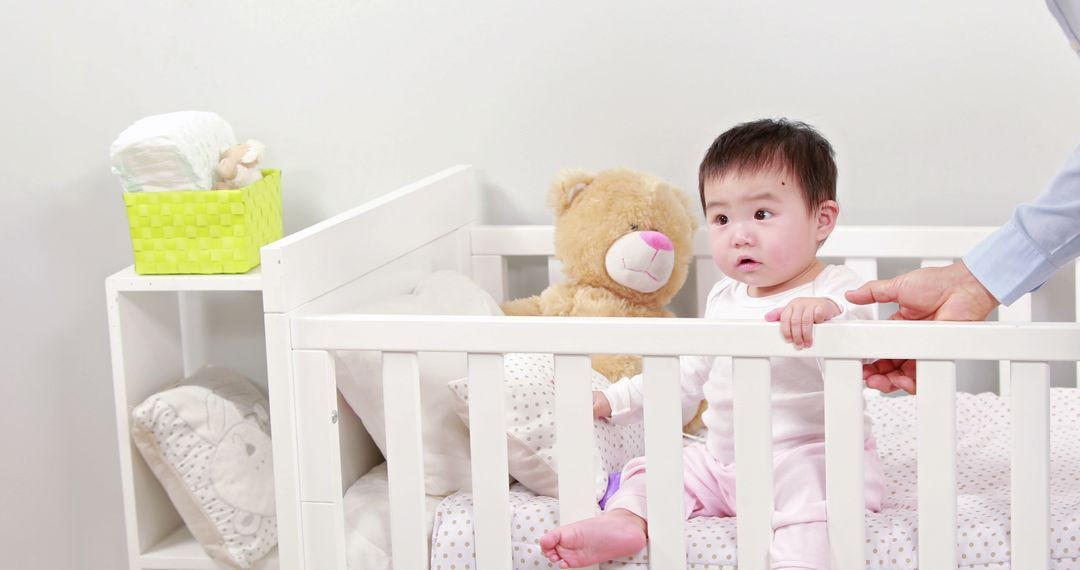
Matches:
[640,231,673,251]
[731,229,752,246]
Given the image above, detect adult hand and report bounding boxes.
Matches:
[844,261,1000,394]
[861,359,917,394]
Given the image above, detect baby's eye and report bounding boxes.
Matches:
[714,214,728,225]
[754,210,772,220]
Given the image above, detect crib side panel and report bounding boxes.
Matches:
[262,165,478,313]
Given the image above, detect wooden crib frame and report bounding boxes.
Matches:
[261,165,1080,570]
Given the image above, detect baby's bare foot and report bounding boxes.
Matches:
[538,509,647,568]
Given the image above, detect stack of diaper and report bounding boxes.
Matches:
[113,111,282,275]
[110,111,239,193]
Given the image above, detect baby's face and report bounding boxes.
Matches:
[702,168,832,295]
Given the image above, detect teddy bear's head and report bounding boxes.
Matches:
[549,168,699,308]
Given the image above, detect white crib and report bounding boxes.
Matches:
[260,165,1080,570]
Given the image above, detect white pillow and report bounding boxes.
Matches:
[343,463,445,570]
[334,271,503,496]
[130,366,276,569]
[447,353,646,500]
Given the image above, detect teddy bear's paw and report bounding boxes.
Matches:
[500,296,542,316]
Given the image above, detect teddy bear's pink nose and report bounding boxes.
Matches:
[640,231,673,251]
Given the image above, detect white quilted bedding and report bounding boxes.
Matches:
[430,389,1080,569]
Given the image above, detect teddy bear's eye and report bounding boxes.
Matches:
[630,224,640,231]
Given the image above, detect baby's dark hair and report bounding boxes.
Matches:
[698,118,837,212]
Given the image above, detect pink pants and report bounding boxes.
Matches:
[604,438,885,570]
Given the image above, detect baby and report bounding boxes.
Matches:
[540,119,885,570]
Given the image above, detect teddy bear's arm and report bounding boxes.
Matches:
[568,286,672,318]
[499,295,543,316]
[500,282,581,316]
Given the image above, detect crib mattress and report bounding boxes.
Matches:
[430,389,1080,569]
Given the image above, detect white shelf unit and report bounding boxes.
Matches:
[106,266,279,570]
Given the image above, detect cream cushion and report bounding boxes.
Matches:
[334,271,504,496]
[343,463,444,570]
[130,366,276,569]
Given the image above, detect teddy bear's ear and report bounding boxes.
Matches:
[547,169,595,215]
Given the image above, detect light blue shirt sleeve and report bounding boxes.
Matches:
[1046,0,1080,56]
[963,144,1080,305]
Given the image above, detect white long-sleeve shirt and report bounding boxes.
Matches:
[601,264,875,463]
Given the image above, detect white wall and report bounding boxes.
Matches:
[2,1,1078,567]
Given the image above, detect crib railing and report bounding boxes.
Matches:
[291,315,1080,569]
[471,226,1080,398]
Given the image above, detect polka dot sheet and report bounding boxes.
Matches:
[429,388,1080,569]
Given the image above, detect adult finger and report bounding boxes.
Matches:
[845,278,900,306]
[863,359,901,391]
[891,374,917,394]
[865,373,898,393]
[892,359,918,394]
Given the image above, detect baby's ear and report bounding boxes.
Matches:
[547,170,595,216]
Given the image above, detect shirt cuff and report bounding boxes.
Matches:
[963,219,1058,306]
[602,375,644,425]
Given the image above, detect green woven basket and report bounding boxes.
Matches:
[123,169,283,275]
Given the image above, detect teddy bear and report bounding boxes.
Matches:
[213,139,266,190]
[501,168,700,384]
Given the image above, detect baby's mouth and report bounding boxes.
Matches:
[736,256,761,271]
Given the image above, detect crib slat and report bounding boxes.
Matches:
[1011,361,1051,568]
[554,354,599,551]
[919,258,952,269]
[695,258,720,317]
[916,360,957,568]
[467,353,512,569]
[843,257,879,282]
[997,294,1033,398]
[548,257,565,285]
[293,350,344,502]
[643,356,686,570]
[292,350,347,569]
[382,352,428,570]
[301,502,347,570]
[733,357,772,570]
[824,359,866,567]
[471,254,509,303]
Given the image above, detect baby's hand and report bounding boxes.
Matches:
[593,391,612,420]
[764,297,841,349]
